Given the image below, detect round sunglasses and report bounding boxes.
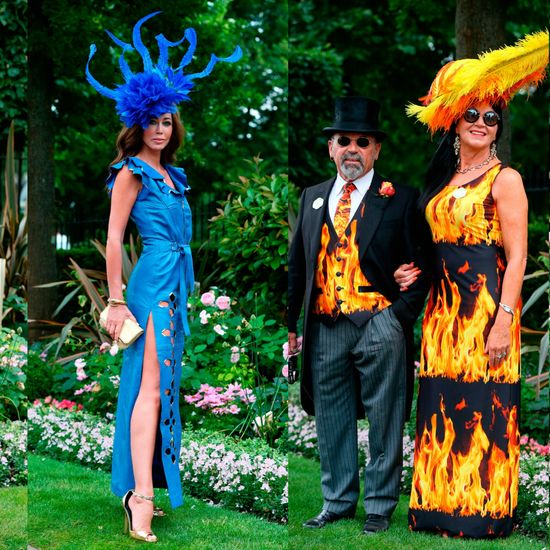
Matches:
[463,108,500,127]
[334,136,371,148]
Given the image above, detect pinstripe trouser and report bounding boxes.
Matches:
[310,307,407,517]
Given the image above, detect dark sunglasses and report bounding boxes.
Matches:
[334,136,371,148]
[463,108,500,127]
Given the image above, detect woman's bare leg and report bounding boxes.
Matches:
[129,314,160,532]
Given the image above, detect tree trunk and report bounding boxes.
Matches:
[455,0,510,163]
[28,0,58,341]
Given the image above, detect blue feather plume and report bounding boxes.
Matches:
[86,12,242,128]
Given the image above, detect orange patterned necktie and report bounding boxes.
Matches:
[333,181,356,237]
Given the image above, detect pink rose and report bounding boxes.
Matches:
[282,364,289,378]
[200,291,216,306]
[215,295,231,310]
[213,324,226,336]
[199,310,211,325]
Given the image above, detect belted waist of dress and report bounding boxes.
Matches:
[142,237,194,335]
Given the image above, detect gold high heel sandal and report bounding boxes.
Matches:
[122,490,158,543]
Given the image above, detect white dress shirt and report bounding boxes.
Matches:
[328,169,375,223]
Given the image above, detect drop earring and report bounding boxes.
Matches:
[490,142,497,157]
[453,135,461,157]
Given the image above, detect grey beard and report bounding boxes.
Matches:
[340,160,364,180]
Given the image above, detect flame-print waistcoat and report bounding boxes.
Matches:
[312,205,390,325]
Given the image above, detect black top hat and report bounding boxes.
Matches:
[323,96,387,141]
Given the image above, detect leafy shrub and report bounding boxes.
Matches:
[209,157,290,321]
[0,328,27,421]
[520,379,549,443]
[183,288,288,447]
[0,420,27,487]
[180,429,287,523]
[516,445,550,538]
[26,346,60,402]
[53,342,121,417]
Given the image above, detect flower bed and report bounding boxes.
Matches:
[288,402,549,538]
[28,404,287,522]
[0,420,27,487]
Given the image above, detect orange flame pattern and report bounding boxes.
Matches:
[420,264,520,383]
[313,220,391,316]
[426,165,502,246]
[410,395,519,518]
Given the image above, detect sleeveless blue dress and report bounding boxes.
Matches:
[108,156,194,508]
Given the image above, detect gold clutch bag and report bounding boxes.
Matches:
[99,305,144,349]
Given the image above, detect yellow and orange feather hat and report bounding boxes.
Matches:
[406,30,549,134]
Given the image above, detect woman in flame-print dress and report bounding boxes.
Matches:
[408,163,522,537]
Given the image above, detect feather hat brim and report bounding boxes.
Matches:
[406,30,549,134]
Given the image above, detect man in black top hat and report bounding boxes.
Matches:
[288,96,429,534]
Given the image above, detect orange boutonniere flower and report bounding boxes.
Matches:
[379,181,395,198]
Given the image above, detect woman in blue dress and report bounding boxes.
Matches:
[105,110,192,542]
[85,12,241,543]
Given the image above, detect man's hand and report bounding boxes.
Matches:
[288,332,298,355]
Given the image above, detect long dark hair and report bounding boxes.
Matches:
[418,104,504,211]
[110,110,185,166]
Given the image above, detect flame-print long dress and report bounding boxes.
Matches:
[408,164,520,537]
[109,156,194,509]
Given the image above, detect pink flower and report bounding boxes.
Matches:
[213,324,226,336]
[39,351,47,360]
[240,388,256,404]
[228,404,240,414]
[230,346,240,364]
[99,342,111,353]
[282,364,289,378]
[76,368,87,381]
[215,295,231,310]
[75,358,86,369]
[109,343,119,356]
[19,344,27,353]
[199,310,211,325]
[44,396,52,404]
[200,291,216,306]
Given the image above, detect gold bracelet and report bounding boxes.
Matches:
[498,302,514,318]
[107,298,127,306]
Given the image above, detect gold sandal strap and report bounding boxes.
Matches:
[133,491,155,502]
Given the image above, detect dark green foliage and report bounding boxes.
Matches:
[209,157,294,320]
[26,347,60,402]
[0,0,27,145]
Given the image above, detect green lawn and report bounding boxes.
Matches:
[0,485,27,550]
[288,454,546,550]
[28,454,286,549]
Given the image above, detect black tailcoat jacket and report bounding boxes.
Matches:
[288,172,431,419]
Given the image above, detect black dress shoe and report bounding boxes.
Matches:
[303,509,354,528]
[362,514,389,535]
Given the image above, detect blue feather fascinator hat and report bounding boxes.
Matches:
[86,11,242,128]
